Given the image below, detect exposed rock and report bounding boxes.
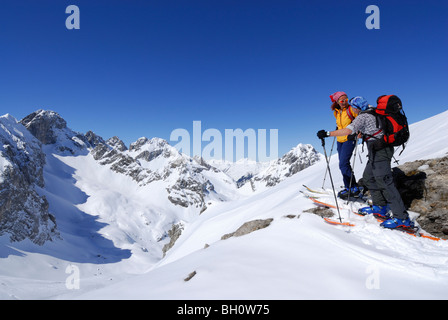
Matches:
[85,131,106,148]
[184,270,197,281]
[393,156,448,238]
[20,110,67,145]
[106,136,128,152]
[221,218,274,240]
[20,109,90,155]
[0,114,59,245]
[303,206,334,218]
[167,177,214,210]
[162,222,184,257]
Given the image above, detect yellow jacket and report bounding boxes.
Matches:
[333,105,358,143]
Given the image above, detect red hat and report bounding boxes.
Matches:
[330,91,347,103]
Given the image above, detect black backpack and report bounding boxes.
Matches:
[369,95,410,153]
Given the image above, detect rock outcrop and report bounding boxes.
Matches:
[394,156,448,238]
[0,114,59,245]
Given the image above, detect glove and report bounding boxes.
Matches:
[317,130,330,140]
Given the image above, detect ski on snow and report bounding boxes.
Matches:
[301,187,445,241]
[301,190,359,227]
[323,217,355,227]
[302,184,329,195]
[302,185,369,204]
[300,191,366,216]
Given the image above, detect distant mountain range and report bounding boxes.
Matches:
[0,109,320,246]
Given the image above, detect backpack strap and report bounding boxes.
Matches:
[346,106,355,121]
[363,129,382,142]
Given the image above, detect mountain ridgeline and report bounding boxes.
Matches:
[0,110,321,246]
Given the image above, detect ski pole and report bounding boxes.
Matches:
[320,138,342,223]
[322,136,336,189]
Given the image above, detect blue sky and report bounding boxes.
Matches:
[1,0,447,160]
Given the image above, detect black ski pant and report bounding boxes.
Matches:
[363,145,408,220]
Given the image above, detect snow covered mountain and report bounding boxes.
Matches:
[91,135,240,211]
[0,114,58,245]
[242,143,322,192]
[0,109,316,265]
[208,158,272,184]
[0,109,448,300]
[208,143,321,193]
[0,110,247,266]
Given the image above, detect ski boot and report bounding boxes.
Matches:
[380,217,415,230]
[338,186,361,199]
[358,204,390,220]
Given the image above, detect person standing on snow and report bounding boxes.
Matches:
[317,96,414,230]
[329,91,360,199]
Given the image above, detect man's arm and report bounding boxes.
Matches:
[329,128,352,137]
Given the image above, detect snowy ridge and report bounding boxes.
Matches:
[209,143,321,194]
[396,110,448,162]
[208,158,272,182]
[0,109,448,299]
[247,143,322,191]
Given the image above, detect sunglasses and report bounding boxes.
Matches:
[338,98,348,103]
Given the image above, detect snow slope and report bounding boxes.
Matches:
[1,110,448,300]
[77,109,448,300]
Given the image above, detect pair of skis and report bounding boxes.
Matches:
[302,185,445,242]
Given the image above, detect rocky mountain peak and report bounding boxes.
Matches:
[20,110,67,145]
[106,136,128,152]
[21,109,90,155]
[85,131,106,148]
[129,137,169,152]
[0,114,59,245]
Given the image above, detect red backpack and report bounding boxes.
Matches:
[371,95,410,153]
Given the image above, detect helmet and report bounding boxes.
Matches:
[349,96,370,111]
